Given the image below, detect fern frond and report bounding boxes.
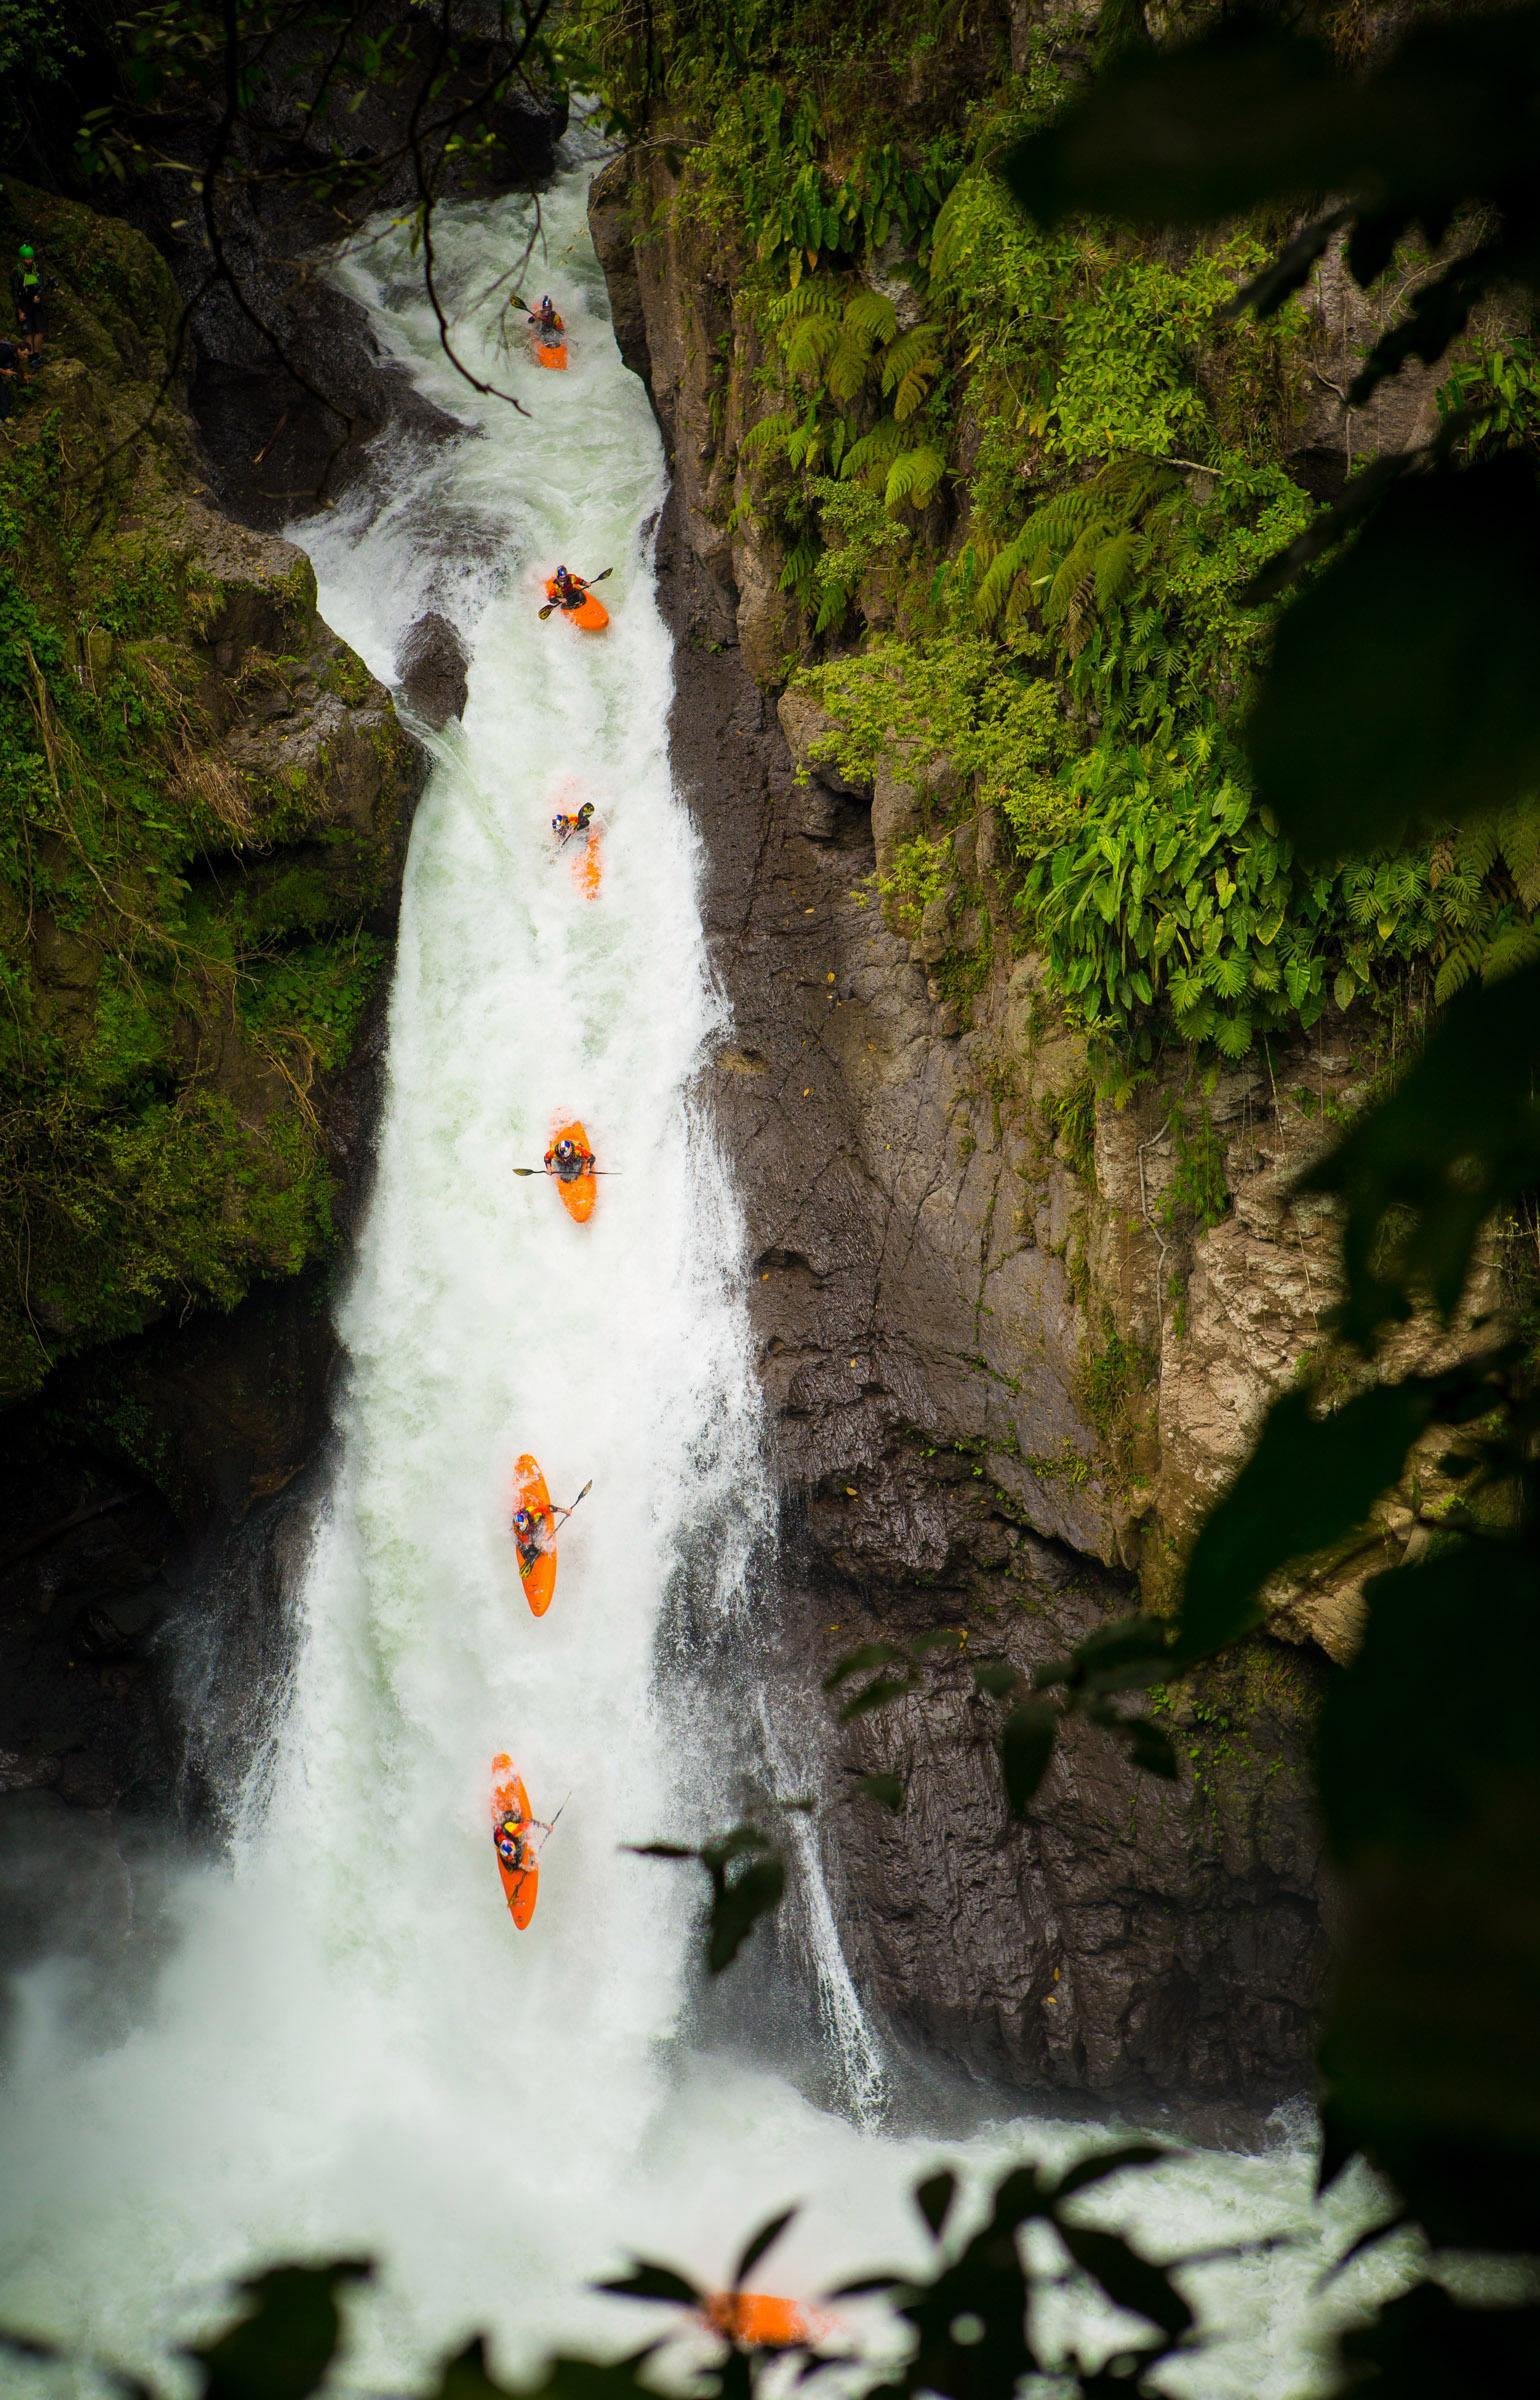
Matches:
[777,538,820,595]
[842,287,899,345]
[1434,936,1481,1005]
[1044,523,1109,628]
[812,580,851,635]
[884,444,946,511]
[785,313,841,380]
[740,409,798,459]
[769,279,841,326]
[1455,815,1500,882]
[1093,528,1147,609]
[1497,796,1540,907]
[972,527,1037,626]
[840,418,906,482]
[881,323,942,421]
[1481,919,1540,981]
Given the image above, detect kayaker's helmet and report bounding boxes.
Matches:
[18,244,33,259]
[556,564,568,578]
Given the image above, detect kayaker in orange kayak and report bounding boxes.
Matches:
[512,1478,589,1576]
[549,564,595,613]
[511,1503,548,1578]
[495,1800,551,1878]
[545,1130,596,1184]
[528,294,563,338]
[552,800,595,843]
[701,2294,830,2348]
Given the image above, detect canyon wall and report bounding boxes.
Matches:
[0,181,427,1914]
[587,38,1455,2097]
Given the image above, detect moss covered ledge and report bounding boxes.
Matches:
[0,180,420,1408]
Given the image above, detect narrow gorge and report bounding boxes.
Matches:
[3,3,1536,2394]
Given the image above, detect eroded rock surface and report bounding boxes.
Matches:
[397,610,471,727]
[664,600,1326,2102]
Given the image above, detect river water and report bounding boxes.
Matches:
[0,135,1391,2399]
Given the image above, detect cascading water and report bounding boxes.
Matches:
[0,133,1397,2400]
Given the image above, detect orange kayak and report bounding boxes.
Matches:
[547,1120,597,1223]
[513,1452,557,1617]
[531,313,567,369]
[545,576,608,632]
[702,2294,827,2349]
[575,827,602,900]
[491,1753,540,1929]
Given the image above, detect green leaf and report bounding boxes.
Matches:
[1056,2224,1194,2341]
[424,2335,521,2400]
[706,1846,786,1975]
[1248,459,1540,862]
[595,2263,702,2308]
[999,1699,1058,1817]
[1121,1719,1179,1780]
[824,1639,907,1689]
[1301,959,1540,1340]
[1334,2283,1540,2395]
[852,1771,907,1813]
[1314,1536,1540,2246]
[185,2262,372,2400]
[734,2206,798,2288]
[838,1673,914,1721]
[1176,1381,1442,1660]
[915,2169,959,2240]
[1000,27,1345,228]
[1049,2143,1171,2205]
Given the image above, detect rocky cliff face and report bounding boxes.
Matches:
[0,180,424,1966]
[588,134,1426,2102]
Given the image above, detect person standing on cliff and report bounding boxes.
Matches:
[11,245,45,365]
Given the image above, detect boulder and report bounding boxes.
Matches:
[395,611,469,728]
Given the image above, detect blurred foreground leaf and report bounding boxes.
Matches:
[1319,1540,1540,2252]
[1248,459,1540,862]
[628,1826,786,1973]
[186,2262,371,2400]
[1302,961,1540,1343]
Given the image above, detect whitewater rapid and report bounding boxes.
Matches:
[0,135,1398,2399]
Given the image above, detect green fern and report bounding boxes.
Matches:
[777,537,820,597]
[1497,797,1540,907]
[1482,919,1540,980]
[883,444,946,511]
[842,288,899,345]
[740,409,798,460]
[769,279,841,327]
[881,322,943,422]
[840,418,906,484]
[784,312,841,381]
[973,459,1181,639]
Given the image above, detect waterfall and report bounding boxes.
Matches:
[0,134,1380,2400]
